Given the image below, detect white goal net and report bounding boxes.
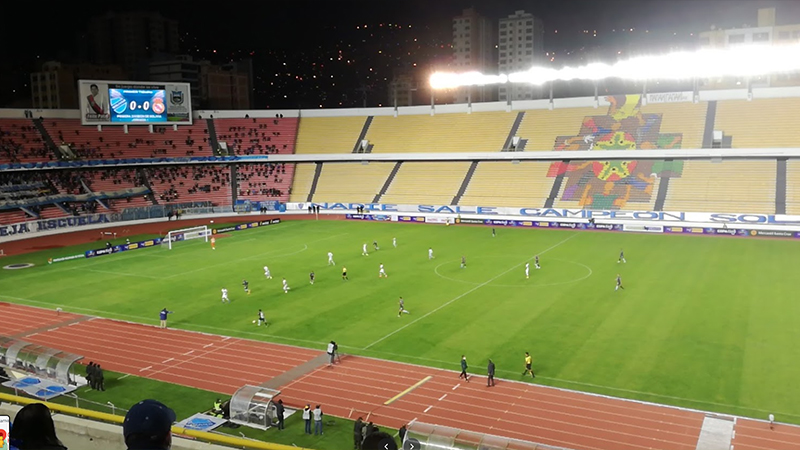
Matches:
[163,225,211,250]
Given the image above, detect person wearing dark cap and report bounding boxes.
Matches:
[123,399,176,450]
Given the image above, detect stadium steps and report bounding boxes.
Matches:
[137,168,159,205]
[452,161,479,205]
[32,118,60,160]
[776,157,788,214]
[373,161,403,203]
[653,159,673,211]
[544,160,570,208]
[206,118,221,155]
[307,162,323,202]
[502,112,526,151]
[656,101,717,211]
[702,101,718,148]
[352,116,374,153]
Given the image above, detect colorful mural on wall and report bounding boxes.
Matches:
[547,95,685,210]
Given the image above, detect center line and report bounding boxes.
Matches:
[364,233,578,349]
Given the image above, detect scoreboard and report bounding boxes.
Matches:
[79,80,192,126]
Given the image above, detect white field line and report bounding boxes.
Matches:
[364,233,579,349]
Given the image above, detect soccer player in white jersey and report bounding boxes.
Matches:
[525,263,530,279]
[393,237,397,248]
[257,309,266,326]
[282,278,290,294]
[428,247,434,259]
[327,251,335,265]
[221,288,229,303]
[379,263,387,278]
[362,243,369,256]
[264,266,272,279]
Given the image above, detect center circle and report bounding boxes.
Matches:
[3,263,35,270]
[434,256,592,288]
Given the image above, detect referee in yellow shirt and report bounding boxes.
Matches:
[523,352,535,378]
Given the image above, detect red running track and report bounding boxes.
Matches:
[5,304,800,450]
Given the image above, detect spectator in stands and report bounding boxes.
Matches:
[275,399,285,430]
[10,403,67,450]
[123,400,176,450]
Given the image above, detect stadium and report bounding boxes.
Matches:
[3,14,800,450]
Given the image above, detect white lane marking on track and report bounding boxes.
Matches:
[139,365,152,372]
[364,233,579,349]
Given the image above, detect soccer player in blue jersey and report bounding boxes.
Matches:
[618,249,626,264]
[242,279,251,294]
[615,274,624,291]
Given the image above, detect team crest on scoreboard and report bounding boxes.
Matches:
[171,91,184,105]
[547,94,687,210]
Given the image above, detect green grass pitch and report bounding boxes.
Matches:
[3,220,800,423]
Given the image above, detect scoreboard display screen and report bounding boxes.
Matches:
[79,80,192,125]
[108,86,167,123]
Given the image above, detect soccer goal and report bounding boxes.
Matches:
[163,225,211,250]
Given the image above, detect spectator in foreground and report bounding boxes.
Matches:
[10,403,67,450]
[353,417,364,449]
[362,431,397,450]
[123,399,176,450]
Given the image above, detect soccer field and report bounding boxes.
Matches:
[3,220,800,422]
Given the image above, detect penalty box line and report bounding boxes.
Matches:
[364,232,580,350]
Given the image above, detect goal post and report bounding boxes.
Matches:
[163,225,211,250]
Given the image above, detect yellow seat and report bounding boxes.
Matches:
[313,163,396,203]
[381,162,472,204]
[295,117,366,154]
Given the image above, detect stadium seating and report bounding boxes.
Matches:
[43,119,212,159]
[366,112,515,153]
[640,102,707,149]
[215,117,298,156]
[380,162,471,205]
[312,162,395,203]
[516,107,599,151]
[80,169,152,209]
[145,166,231,206]
[714,98,800,148]
[459,161,555,207]
[236,163,293,202]
[663,160,776,213]
[0,119,51,163]
[288,163,316,202]
[295,116,366,154]
[783,160,800,215]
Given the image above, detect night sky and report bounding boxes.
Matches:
[2,0,799,109]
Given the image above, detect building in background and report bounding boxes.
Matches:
[201,59,253,110]
[84,11,180,79]
[30,61,126,109]
[148,55,253,109]
[388,70,419,106]
[698,7,800,89]
[498,10,545,101]
[452,8,497,103]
